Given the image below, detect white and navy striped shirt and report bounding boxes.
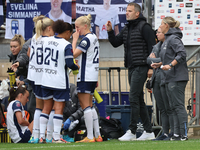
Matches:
[7,100,28,143]
[76,33,100,82]
[41,36,78,89]
[27,35,48,85]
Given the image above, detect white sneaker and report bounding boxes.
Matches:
[137,131,155,141]
[118,130,136,141]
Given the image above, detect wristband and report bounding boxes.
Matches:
[169,63,173,67]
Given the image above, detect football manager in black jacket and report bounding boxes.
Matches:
[106,2,156,141]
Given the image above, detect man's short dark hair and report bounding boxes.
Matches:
[128,3,141,13]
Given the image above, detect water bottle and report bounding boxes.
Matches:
[72,59,79,75]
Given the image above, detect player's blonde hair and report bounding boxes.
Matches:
[33,15,45,26]
[163,16,180,28]
[35,17,54,40]
[11,34,25,50]
[76,14,92,29]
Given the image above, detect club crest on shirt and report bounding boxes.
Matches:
[80,40,87,47]
[16,102,21,107]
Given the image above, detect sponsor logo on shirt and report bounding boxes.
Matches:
[80,40,87,47]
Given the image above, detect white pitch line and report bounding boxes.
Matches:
[0,144,86,150]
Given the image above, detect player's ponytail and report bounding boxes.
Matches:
[174,20,180,28]
[35,19,43,40]
[33,15,45,25]
[32,15,45,35]
[35,17,54,40]
[86,14,92,22]
[9,85,27,103]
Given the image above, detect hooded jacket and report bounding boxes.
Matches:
[160,28,189,83]
[147,41,162,87]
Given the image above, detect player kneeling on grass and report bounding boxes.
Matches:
[7,85,33,143]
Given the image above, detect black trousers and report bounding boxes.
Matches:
[128,66,152,134]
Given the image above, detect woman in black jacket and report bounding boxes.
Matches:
[9,34,29,80]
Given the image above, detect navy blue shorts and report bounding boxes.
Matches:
[34,85,43,99]
[77,82,97,95]
[18,128,32,143]
[30,81,43,99]
[42,87,70,102]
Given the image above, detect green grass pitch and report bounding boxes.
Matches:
[1,139,200,150]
